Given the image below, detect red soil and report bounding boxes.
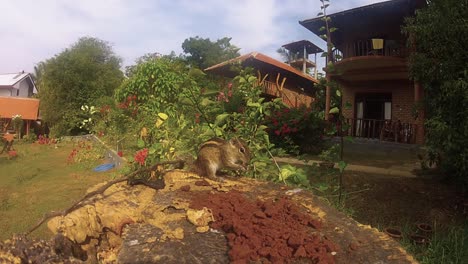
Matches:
[190,191,338,263]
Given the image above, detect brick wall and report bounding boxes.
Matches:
[340,80,425,144]
[341,81,414,123]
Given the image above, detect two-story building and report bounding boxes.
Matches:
[0,72,40,136]
[300,0,426,144]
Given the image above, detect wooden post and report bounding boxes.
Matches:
[303,45,307,74]
[26,120,30,136]
[414,81,425,144]
[314,53,318,79]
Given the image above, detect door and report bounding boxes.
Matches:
[355,93,392,138]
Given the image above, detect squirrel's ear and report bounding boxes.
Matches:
[229,138,237,145]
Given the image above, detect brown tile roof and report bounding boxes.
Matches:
[204,52,318,83]
[0,96,40,120]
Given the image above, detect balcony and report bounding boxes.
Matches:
[341,118,416,144]
[327,39,409,82]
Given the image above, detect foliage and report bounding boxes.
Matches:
[279,164,309,187]
[402,224,468,264]
[11,115,23,138]
[67,140,105,169]
[98,55,290,180]
[265,106,325,154]
[78,105,99,133]
[21,133,37,143]
[38,37,124,136]
[181,36,240,69]
[318,143,340,162]
[37,135,57,145]
[403,0,468,186]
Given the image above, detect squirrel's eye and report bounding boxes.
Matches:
[240,147,245,153]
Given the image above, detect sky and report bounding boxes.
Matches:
[0,0,387,74]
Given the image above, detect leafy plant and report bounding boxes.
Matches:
[318,143,340,162]
[403,0,468,187]
[38,37,124,136]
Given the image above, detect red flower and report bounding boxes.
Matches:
[195,113,201,124]
[117,151,123,157]
[274,130,281,136]
[134,148,148,166]
[8,150,17,157]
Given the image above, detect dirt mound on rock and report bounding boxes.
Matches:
[191,191,338,263]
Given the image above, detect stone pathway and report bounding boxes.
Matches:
[275,157,418,178]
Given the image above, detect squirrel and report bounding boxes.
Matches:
[193,137,251,181]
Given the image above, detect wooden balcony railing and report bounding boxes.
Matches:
[327,39,409,62]
[340,118,416,144]
[257,80,294,107]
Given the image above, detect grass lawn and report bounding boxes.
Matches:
[0,140,120,240]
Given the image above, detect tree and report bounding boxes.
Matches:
[125,51,183,77]
[403,0,468,185]
[38,37,124,136]
[181,36,240,69]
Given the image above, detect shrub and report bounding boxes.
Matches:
[22,134,37,143]
[265,106,325,155]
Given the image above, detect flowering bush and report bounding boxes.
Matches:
[67,140,104,166]
[134,148,148,166]
[8,150,18,159]
[37,135,57,145]
[265,106,325,154]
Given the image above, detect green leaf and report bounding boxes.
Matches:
[247,76,257,83]
[137,139,145,148]
[158,112,168,120]
[345,101,352,109]
[344,136,355,143]
[330,27,337,32]
[338,160,347,173]
[329,107,339,114]
[214,113,230,125]
[336,90,341,97]
[247,102,261,108]
[319,26,326,32]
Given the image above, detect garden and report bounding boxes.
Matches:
[1,0,467,261]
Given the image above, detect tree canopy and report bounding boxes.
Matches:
[181,36,240,69]
[38,37,124,136]
[403,0,468,185]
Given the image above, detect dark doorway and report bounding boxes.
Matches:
[354,93,392,138]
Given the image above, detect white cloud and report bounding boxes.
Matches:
[0,0,386,73]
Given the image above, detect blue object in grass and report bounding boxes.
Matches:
[94,163,115,172]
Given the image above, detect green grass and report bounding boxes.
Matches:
[0,141,120,240]
[399,224,468,264]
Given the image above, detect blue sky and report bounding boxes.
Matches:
[0,0,386,73]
